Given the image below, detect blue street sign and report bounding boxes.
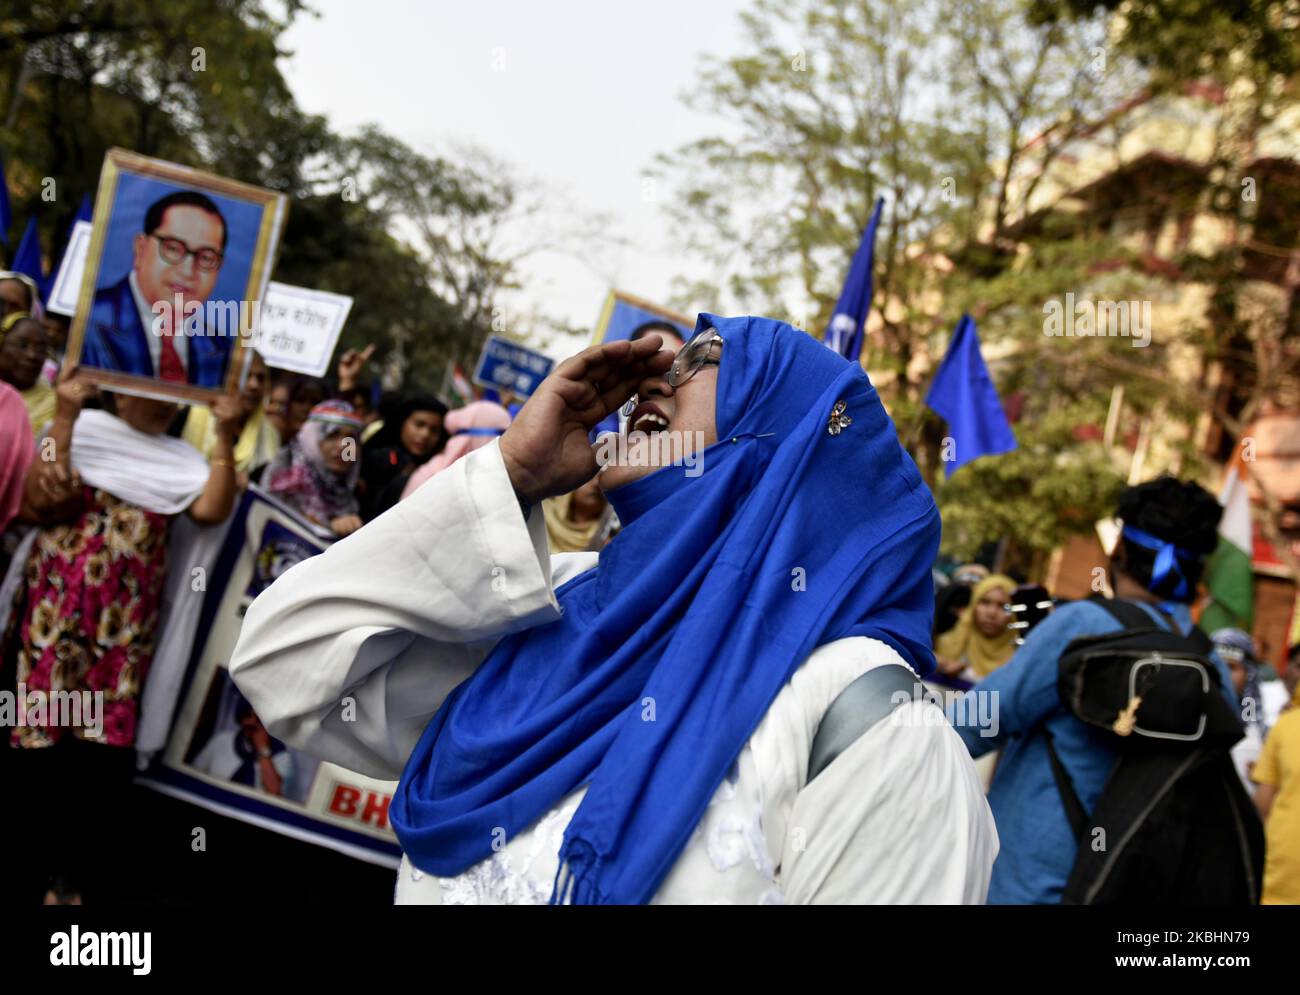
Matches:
[472,335,555,398]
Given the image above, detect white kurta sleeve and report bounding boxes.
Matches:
[779,699,999,905]
[229,439,598,781]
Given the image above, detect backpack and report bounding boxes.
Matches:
[1043,597,1265,905]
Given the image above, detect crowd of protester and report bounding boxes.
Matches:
[0,293,1296,905]
[0,288,634,903]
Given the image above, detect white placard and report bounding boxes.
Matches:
[251,282,353,377]
[46,220,93,317]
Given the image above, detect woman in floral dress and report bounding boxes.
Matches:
[4,366,241,904]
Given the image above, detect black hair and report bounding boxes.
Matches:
[343,385,377,416]
[144,190,228,252]
[371,394,448,462]
[289,375,329,407]
[1115,476,1222,602]
[629,320,684,343]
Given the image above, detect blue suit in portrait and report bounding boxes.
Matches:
[80,274,233,388]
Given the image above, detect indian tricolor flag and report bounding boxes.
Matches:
[443,363,476,407]
[1200,455,1254,632]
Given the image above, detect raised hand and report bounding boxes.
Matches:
[337,344,375,391]
[210,392,244,444]
[500,335,672,503]
[53,362,91,423]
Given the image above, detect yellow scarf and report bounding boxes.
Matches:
[1,311,54,436]
[22,381,55,437]
[543,491,604,553]
[936,573,1019,678]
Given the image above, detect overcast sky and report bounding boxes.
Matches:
[280,0,749,358]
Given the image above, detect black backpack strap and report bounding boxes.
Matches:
[1043,726,1088,842]
[807,664,919,783]
[1089,596,1217,658]
[1089,596,1163,632]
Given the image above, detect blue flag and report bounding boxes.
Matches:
[12,217,44,295]
[925,314,1017,476]
[0,157,11,248]
[823,196,884,360]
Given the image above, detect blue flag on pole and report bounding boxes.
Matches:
[925,314,1017,476]
[12,217,44,296]
[0,158,11,248]
[823,196,884,361]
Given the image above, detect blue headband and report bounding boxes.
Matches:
[455,426,505,437]
[1122,525,1200,600]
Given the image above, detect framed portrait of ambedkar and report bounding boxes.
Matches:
[64,149,289,403]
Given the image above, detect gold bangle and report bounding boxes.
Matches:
[211,457,235,470]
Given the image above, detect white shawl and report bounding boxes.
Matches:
[71,409,209,514]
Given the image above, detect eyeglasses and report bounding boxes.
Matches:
[620,326,723,418]
[668,325,724,387]
[149,233,223,272]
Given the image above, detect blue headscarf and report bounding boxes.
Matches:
[391,313,940,904]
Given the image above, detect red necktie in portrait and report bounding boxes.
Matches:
[158,324,186,383]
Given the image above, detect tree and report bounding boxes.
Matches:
[336,126,616,380]
[0,1,535,393]
[1029,0,1300,82]
[654,0,1155,559]
[1,1,319,245]
[1034,0,1300,587]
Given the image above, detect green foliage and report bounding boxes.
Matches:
[935,408,1125,558]
[654,0,1234,559]
[0,0,522,391]
[1028,0,1300,82]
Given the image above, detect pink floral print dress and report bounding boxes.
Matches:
[11,486,170,749]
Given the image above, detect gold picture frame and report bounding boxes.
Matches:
[64,148,289,404]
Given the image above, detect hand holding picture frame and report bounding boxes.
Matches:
[64,149,289,404]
